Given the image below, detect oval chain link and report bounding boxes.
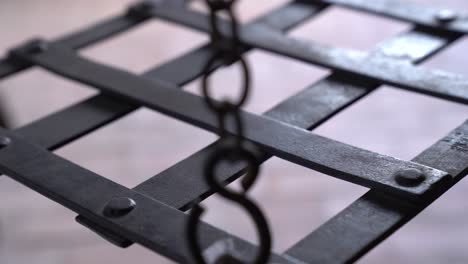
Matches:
[187,1,272,263]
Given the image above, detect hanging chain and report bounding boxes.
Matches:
[186,1,272,263]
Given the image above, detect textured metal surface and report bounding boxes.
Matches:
[0,14,147,79]
[13,43,452,200]
[135,27,461,211]
[0,0,467,263]
[148,5,468,105]
[0,0,191,78]
[0,129,298,264]
[305,0,468,34]
[134,23,463,264]
[284,120,468,264]
[9,1,325,247]
[14,0,322,154]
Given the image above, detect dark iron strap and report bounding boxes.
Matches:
[285,120,468,263]
[6,39,451,200]
[147,5,468,105]
[132,27,460,211]
[0,128,295,263]
[306,0,468,34]
[16,0,324,250]
[0,0,467,263]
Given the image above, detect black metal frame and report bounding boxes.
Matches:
[0,0,467,263]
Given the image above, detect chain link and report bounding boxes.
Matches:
[187,1,272,263]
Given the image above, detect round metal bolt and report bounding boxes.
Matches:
[103,197,136,218]
[0,137,11,149]
[435,9,458,23]
[33,41,48,53]
[127,1,157,18]
[26,39,49,54]
[394,168,426,187]
[138,1,155,9]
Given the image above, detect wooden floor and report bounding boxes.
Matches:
[0,0,467,263]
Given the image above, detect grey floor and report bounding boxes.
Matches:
[0,0,467,263]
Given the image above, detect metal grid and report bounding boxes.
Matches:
[0,0,467,263]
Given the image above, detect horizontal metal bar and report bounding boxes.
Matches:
[135,26,460,210]
[0,129,298,264]
[305,0,468,34]
[55,13,145,50]
[149,6,468,105]
[284,119,468,264]
[0,4,151,79]
[14,42,451,200]
[0,0,319,80]
[9,4,328,237]
[15,0,323,152]
[134,26,462,262]
[15,95,136,150]
[9,0,325,249]
[144,1,327,83]
[3,1,462,260]
[11,1,327,250]
[0,0,464,262]
[11,0,325,247]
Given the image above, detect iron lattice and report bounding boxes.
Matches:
[1,0,468,263]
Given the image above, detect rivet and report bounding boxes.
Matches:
[103,197,136,218]
[127,1,157,18]
[394,168,426,187]
[21,39,49,54]
[0,137,11,149]
[31,40,48,54]
[138,0,155,9]
[435,9,458,23]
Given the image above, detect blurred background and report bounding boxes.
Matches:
[0,0,467,263]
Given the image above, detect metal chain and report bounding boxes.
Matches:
[186,1,272,263]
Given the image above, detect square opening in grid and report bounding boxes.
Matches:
[288,5,409,52]
[0,68,97,129]
[422,36,468,77]
[0,0,135,52]
[198,156,367,252]
[80,19,209,75]
[313,85,468,161]
[54,107,217,188]
[0,175,173,264]
[184,49,330,115]
[0,0,466,262]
